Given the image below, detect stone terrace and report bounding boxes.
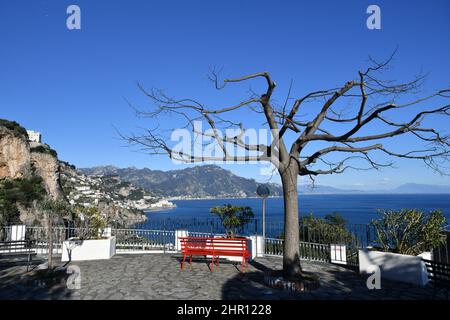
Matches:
[0,254,441,300]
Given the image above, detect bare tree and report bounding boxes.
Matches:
[124,54,450,278]
[40,198,71,270]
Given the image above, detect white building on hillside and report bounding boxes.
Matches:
[27,130,42,143]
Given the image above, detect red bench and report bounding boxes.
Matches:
[179,236,251,272]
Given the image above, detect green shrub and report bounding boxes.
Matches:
[74,206,107,239]
[371,209,447,255]
[30,145,58,158]
[128,189,144,200]
[0,119,28,139]
[0,176,46,225]
[297,213,353,245]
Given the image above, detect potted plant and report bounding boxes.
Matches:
[359,209,446,286]
[62,206,116,261]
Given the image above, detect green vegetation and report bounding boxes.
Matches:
[294,213,353,245]
[0,176,46,225]
[210,204,254,237]
[74,206,107,240]
[30,145,58,158]
[0,119,28,139]
[128,189,144,200]
[371,209,447,255]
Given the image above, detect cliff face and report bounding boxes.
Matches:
[0,122,64,200]
[30,150,63,199]
[1,119,147,227]
[0,126,31,179]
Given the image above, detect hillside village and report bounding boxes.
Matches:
[60,161,159,211]
[0,119,177,227]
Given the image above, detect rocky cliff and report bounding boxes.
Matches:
[30,146,63,199]
[0,119,148,226]
[0,125,31,180]
[0,120,63,200]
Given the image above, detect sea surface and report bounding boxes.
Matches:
[146,194,450,226]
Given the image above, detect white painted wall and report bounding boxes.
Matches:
[11,225,26,241]
[175,230,189,251]
[62,236,116,262]
[330,244,347,265]
[359,249,430,286]
[248,235,265,259]
[26,130,42,143]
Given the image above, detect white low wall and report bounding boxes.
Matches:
[330,244,347,265]
[62,236,116,262]
[11,225,26,241]
[359,249,430,286]
[248,235,265,259]
[175,230,189,251]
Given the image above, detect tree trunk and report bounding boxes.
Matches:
[280,164,302,278]
[47,212,53,270]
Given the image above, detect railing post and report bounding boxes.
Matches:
[163,219,166,254]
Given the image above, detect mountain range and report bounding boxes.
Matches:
[79,165,284,198]
[79,165,450,197]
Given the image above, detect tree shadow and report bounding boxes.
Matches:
[220,260,306,300]
[221,258,440,300]
[0,257,76,300]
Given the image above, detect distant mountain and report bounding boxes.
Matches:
[79,165,283,198]
[298,184,362,194]
[301,183,450,194]
[79,165,450,197]
[390,183,450,194]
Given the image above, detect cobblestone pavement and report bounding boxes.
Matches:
[0,254,442,300]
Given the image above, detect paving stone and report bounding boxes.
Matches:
[0,254,442,300]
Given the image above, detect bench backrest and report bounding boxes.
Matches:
[0,240,35,253]
[423,259,450,287]
[179,237,249,253]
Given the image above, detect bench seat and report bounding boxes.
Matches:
[0,240,36,271]
[179,237,251,272]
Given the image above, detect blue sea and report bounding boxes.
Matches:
[146,194,450,226]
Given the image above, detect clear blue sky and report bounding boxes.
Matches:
[1,0,449,190]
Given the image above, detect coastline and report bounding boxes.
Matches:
[167,196,283,201]
[166,192,450,201]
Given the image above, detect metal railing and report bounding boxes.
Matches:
[18,226,176,254]
[264,237,330,262]
[188,231,226,238]
[25,226,70,255]
[112,228,175,252]
[1,219,448,266]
